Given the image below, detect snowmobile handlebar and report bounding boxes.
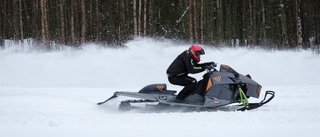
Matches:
[205,62,218,72]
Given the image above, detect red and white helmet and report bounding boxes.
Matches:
[189,45,205,62]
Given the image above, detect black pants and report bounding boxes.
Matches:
[168,75,197,100]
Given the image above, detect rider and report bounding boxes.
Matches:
[166,45,216,103]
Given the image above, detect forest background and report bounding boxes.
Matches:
[0,0,319,52]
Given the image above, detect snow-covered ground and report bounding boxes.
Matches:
[1,38,319,137]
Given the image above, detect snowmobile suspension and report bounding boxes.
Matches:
[238,87,249,106]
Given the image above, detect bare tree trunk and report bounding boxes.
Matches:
[59,0,65,45]
[0,1,5,47]
[0,1,2,47]
[31,0,39,41]
[315,2,320,53]
[200,0,204,44]
[248,0,258,46]
[251,0,257,45]
[80,0,86,45]
[295,0,303,48]
[40,0,50,49]
[19,0,23,43]
[224,1,230,45]
[193,0,198,43]
[232,0,238,46]
[0,35,3,47]
[0,8,3,46]
[280,0,289,48]
[188,0,193,42]
[261,0,267,46]
[148,0,153,36]
[317,14,320,54]
[316,22,320,53]
[133,0,137,36]
[248,0,253,45]
[70,0,75,45]
[87,1,92,41]
[239,0,246,46]
[0,12,3,46]
[216,0,223,44]
[95,0,100,41]
[13,1,19,42]
[138,0,141,36]
[143,0,147,36]
[117,0,127,44]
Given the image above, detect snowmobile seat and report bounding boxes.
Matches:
[138,84,176,95]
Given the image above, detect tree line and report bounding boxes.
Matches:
[0,0,319,52]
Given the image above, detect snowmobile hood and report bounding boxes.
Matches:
[206,64,262,98]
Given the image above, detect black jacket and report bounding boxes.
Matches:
[166,50,206,77]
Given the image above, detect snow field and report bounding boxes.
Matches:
[1,38,319,136]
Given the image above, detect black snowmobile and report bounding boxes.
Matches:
[97,64,275,111]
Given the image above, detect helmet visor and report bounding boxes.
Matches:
[195,49,205,56]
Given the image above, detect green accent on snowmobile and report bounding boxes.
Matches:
[239,87,249,106]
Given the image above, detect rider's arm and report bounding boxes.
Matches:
[186,58,205,74]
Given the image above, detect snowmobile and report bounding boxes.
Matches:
[97,64,275,111]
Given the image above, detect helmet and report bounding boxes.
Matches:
[189,45,205,62]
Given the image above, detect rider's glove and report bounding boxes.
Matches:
[204,65,214,70]
[203,62,217,67]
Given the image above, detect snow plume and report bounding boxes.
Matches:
[0,38,320,137]
[1,38,319,88]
